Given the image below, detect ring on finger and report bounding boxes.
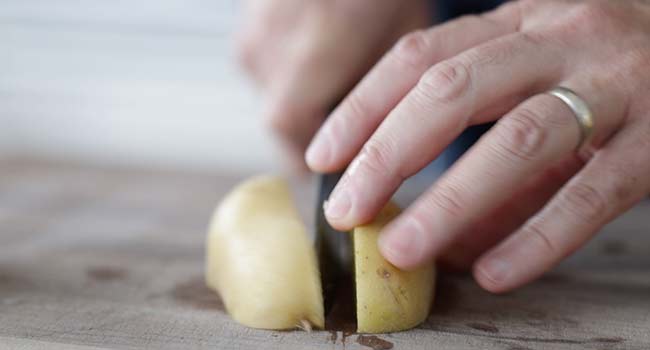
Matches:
[547,86,595,150]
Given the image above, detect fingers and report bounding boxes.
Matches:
[263,72,328,171]
[378,93,575,268]
[325,32,563,231]
[475,120,650,293]
[378,76,627,269]
[439,154,584,271]
[306,14,518,172]
[263,44,365,170]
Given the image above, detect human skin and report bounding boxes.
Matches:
[235,0,430,171]
[306,0,650,293]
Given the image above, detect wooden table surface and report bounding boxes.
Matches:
[0,158,648,350]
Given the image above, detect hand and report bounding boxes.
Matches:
[306,0,650,292]
[236,0,430,170]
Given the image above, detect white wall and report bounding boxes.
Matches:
[0,0,279,173]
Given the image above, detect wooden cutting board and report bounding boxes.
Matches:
[0,157,648,350]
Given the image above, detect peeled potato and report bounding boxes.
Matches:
[205,176,324,330]
[354,202,436,333]
[206,176,435,333]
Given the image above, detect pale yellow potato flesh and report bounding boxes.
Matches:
[205,176,324,330]
[353,202,436,333]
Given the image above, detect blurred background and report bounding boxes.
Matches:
[1,0,277,174]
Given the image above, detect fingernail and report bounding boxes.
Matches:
[378,219,423,265]
[325,188,351,220]
[480,257,511,283]
[305,131,331,169]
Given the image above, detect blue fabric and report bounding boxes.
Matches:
[436,0,507,21]
[434,0,506,167]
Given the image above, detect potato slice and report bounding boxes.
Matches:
[205,176,324,330]
[353,202,436,333]
[206,176,435,333]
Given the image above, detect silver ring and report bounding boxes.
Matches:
[547,87,594,150]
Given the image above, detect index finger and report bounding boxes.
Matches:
[305,8,520,172]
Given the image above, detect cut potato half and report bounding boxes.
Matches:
[206,176,435,333]
[205,176,324,330]
[353,202,436,333]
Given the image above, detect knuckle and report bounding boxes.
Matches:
[559,182,609,224]
[571,2,610,22]
[469,32,544,68]
[525,220,559,257]
[638,49,650,68]
[417,60,471,104]
[611,168,639,203]
[407,208,437,247]
[465,39,512,67]
[358,139,397,178]
[597,157,644,203]
[409,209,430,232]
[631,49,650,77]
[486,0,524,22]
[493,107,548,162]
[559,1,615,36]
[516,0,536,12]
[392,30,432,69]
[516,31,549,52]
[426,181,467,220]
[542,162,574,185]
[344,90,373,121]
[623,49,650,94]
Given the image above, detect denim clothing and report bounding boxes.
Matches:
[435,0,506,167]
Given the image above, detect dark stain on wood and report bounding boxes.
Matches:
[525,310,547,319]
[559,317,579,327]
[356,335,393,350]
[601,240,627,256]
[0,273,19,285]
[86,266,127,282]
[172,276,224,311]
[592,336,624,343]
[467,322,499,333]
[523,310,548,326]
[507,346,532,350]
[420,327,624,345]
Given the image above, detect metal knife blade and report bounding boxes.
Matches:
[315,171,352,314]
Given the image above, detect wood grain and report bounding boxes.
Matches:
[0,158,649,350]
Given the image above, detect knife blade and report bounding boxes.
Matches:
[315,171,352,315]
